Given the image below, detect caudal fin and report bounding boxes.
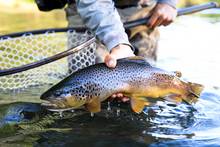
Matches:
[184,82,204,104]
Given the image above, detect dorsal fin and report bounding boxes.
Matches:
[118,56,152,67]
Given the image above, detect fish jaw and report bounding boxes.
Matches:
[41,98,69,111]
[41,94,86,112]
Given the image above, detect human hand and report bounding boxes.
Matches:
[148,3,177,29]
[104,44,135,68]
[110,93,130,102]
[104,44,134,101]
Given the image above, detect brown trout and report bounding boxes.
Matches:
[40,57,204,113]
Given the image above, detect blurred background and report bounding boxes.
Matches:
[0,0,67,35]
[0,0,219,34]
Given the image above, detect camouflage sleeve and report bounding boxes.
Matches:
[75,0,131,51]
[157,0,178,8]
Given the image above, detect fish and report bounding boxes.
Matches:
[40,56,204,113]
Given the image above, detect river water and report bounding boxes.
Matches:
[0,12,220,146]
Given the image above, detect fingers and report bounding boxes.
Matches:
[121,97,129,102]
[148,12,159,29]
[111,93,124,98]
[148,14,173,29]
[110,93,130,102]
[162,19,173,26]
[111,94,117,98]
[147,3,177,29]
[104,54,117,68]
[104,44,135,68]
[150,15,163,29]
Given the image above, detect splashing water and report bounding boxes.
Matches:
[59,112,63,118]
[107,101,111,111]
[90,112,94,117]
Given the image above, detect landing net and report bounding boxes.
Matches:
[0,29,96,90]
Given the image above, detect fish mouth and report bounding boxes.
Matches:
[41,98,83,112]
[41,99,72,112]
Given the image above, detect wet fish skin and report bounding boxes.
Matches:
[40,57,204,113]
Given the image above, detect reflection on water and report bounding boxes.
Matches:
[0,13,220,146]
[0,88,220,146]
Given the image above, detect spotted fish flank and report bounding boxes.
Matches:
[40,56,204,113]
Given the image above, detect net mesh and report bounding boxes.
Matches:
[0,30,96,90]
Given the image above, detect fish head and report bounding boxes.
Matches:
[40,86,82,112]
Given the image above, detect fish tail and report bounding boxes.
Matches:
[184,82,204,104]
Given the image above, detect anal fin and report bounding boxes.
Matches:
[85,97,101,113]
[130,97,150,114]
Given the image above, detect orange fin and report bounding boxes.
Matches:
[182,82,204,104]
[188,82,204,97]
[130,98,150,114]
[85,97,101,113]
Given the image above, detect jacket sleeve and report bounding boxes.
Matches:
[75,0,131,51]
[157,0,178,8]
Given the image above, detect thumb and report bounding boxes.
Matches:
[104,54,117,68]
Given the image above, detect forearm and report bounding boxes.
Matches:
[75,0,131,51]
[157,0,178,8]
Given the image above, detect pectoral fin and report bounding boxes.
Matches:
[130,98,150,114]
[85,97,101,113]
